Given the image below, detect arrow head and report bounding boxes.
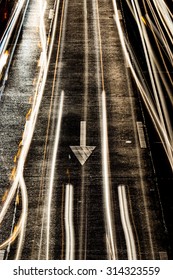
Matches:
[70,146,96,165]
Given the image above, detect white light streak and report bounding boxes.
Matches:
[101,90,117,260]
[46,90,64,260]
[118,185,137,260]
[65,184,75,260]
[0,0,62,254]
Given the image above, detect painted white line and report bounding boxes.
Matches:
[70,121,96,166]
[136,121,147,148]
[80,121,86,147]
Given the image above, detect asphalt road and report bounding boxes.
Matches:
[0,0,172,260]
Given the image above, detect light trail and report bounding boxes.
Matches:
[152,0,173,46]
[84,0,89,120]
[15,175,28,260]
[113,0,156,259]
[0,51,9,74]
[38,0,47,68]
[124,40,173,168]
[0,219,21,249]
[0,0,29,56]
[0,0,30,99]
[93,0,117,259]
[113,0,173,170]
[131,0,173,164]
[95,0,105,91]
[0,0,62,254]
[65,184,75,260]
[0,175,28,259]
[101,90,116,260]
[37,0,65,260]
[46,90,64,260]
[43,0,68,260]
[118,185,137,260]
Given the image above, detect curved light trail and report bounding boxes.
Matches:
[15,175,28,260]
[0,0,62,256]
[113,0,156,259]
[113,0,173,170]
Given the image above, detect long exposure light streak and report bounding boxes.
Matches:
[131,0,173,166]
[0,218,21,249]
[101,90,116,260]
[15,175,28,260]
[0,0,28,56]
[44,0,68,260]
[46,90,64,260]
[39,0,47,68]
[113,0,173,170]
[0,0,62,253]
[118,185,137,260]
[65,184,75,260]
[37,0,65,260]
[93,0,117,259]
[113,0,156,259]
[84,0,89,120]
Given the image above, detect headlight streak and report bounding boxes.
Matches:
[113,0,155,259]
[127,39,173,168]
[0,0,27,56]
[113,0,173,170]
[4,187,20,259]
[32,0,48,108]
[102,90,116,260]
[145,0,173,64]
[118,185,137,260]
[0,0,30,100]
[138,0,172,157]
[37,0,65,260]
[0,187,20,256]
[152,0,173,46]
[46,90,64,260]
[0,0,172,259]
[39,0,47,69]
[145,14,173,90]
[0,51,9,74]
[93,0,117,260]
[0,219,21,249]
[0,0,62,255]
[65,184,75,260]
[15,175,28,260]
[37,0,68,260]
[132,0,173,168]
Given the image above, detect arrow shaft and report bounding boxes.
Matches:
[80,121,86,147]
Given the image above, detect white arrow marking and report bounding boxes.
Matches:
[70,121,96,165]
